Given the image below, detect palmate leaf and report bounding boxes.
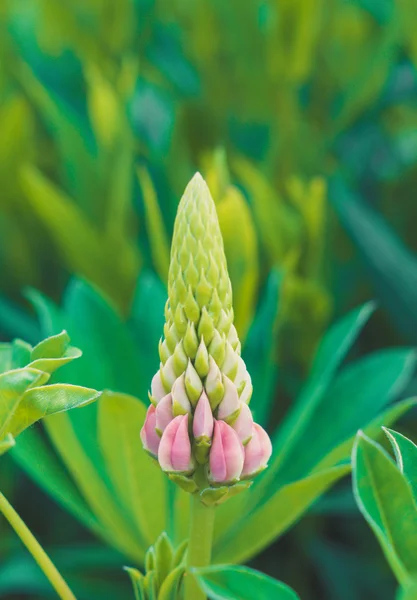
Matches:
[352,432,417,587]
[193,565,300,600]
[0,329,102,443]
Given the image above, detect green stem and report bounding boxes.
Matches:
[0,492,76,600]
[184,494,215,600]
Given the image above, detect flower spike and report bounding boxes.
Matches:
[141,173,272,505]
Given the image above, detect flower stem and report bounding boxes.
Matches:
[0,492,76,600]
[184,493,215,600]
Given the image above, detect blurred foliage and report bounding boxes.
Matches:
[1,0,417,599]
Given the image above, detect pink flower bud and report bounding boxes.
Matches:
[209,420,244,483]
[150,371,165,404]
[217,375,240,423]
[193,391,214,440]
[232,402,253,445]
[158,415,194,474]
[242,423,272,478]
[155,393,174,435]
[140,405,161,457]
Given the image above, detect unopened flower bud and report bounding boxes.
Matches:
[141,173,272,504]
[209,420,244,484]
[155,393,174,436]
[158,415,194,474]
[242,423,272,478]
[141,406,161,456]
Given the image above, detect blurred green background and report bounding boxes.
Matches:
[1,0,417,598]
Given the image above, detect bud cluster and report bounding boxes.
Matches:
[141,173,272,505]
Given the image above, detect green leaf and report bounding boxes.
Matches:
[11,340,32,369]
[313,397,417,472]
[20,166,139,312]
[7,384,101,437]
[28,346,83,375]
[0,344,12,373]
[44,412,142,561]
[11,426,103,537]
[0,434,15,457]
[158,564,185,600]
[31,330,70,360]
[154,532,174,588]
[271,302,375,473]
[352,432,417,586]
[330,177,417,343]
[129,270,166,400]
[27,329,82,376]
[137,166,170,283]
[384,428,417,503]
[277,348,416,482]
[124,566,146,600]
[397,580,417,600]
[98,391,167,546]
[193,565,300,600]
[62,278,142,395]
[213,465,349,563]
[0,368,49,438]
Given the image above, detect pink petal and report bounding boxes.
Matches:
[140,405,160,456]
[209,420,227,482]
[155,393,173,434]
[193,391,214,440]
[217,375,240,421]
[158,415,182,471]
[171,414,193,472]
[242,423,272,477]
[232,402,253,445]
[209,420,244,483]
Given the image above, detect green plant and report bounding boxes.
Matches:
[7,174,415,599]
[0,330,101,599]
[353,428,417,599]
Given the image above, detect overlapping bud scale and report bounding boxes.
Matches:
[141,173,271,505]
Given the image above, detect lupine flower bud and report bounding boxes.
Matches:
[158,415,194,474]
[209,420,244,483]
[242,423,273,478]
[141,406,161,456]
[140,173,272,505]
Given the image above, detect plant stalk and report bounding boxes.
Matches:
[0,492,76,600]
[184,493,215,600]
